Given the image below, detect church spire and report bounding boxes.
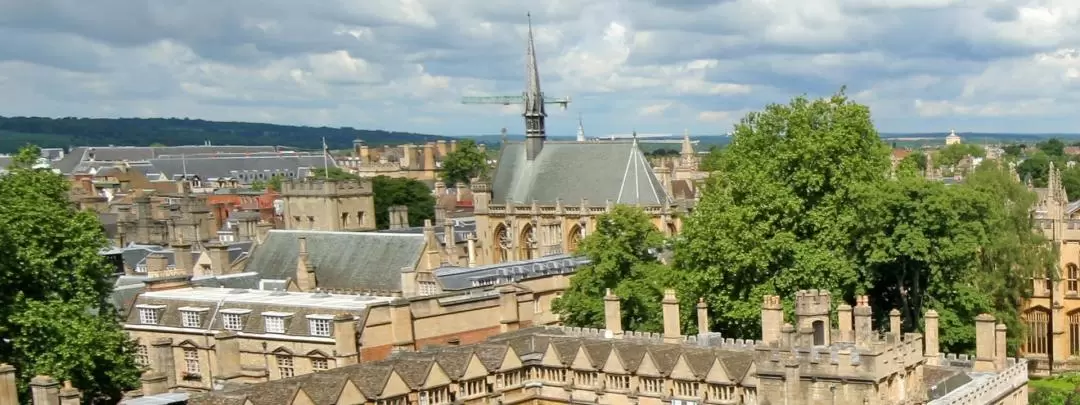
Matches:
[523,12,547,160]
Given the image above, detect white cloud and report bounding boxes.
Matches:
[0,0,1079,135]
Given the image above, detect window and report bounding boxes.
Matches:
[183,348,200,375]
[418,281,438,296]
[181,311,202,328]
[1071,312,1080,356]
[606,374,630,390]
[460,378,487,397]
[707,384,736,401]
[377,397,406,405]
[264,316,286,334]
[541,367,566,383]
[1069,264,1079,293]
[572,371,597,387]
[418,386,450,405]
[311,358,329,372]
[641,377,664,394]
[138,308,159,324]
[1025,309,1050,355]
[743,387,758,405]
[276,355,294,379]
[496,369,524,388]
[223,313,244,331]
[674,381,697,397]
[309,318,332,337]
[533,297,542,314]
[135,345,150,367]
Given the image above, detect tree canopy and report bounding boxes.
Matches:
[440,139,489,185]
[0,145,140,403]
[551,205,673,333]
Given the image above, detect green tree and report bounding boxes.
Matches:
[1002,143,1026,159]
[1018,151,1053,186]
[933,143,986,168]
[674,90,890,337]
[250,174,285,192]
[0,145,140,403]
[440,139,489,185]
[551,205,673,332]
[1039,138,1066,158]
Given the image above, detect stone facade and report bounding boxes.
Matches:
[115,183,217,247]
[183,289,1027,405]
[279,179,376,232]
[336,140,459,181]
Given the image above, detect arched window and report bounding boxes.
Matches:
[1070,311,1080,356]
[519,224,536,260]
[567,225,583,253]
[1024,308,1050,355]
[493,225,510,263]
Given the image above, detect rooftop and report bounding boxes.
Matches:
[140,287,396,310]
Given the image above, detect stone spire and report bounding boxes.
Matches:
[680,129,694,156]
[1049,161,1065,202]
[576,114,585,142]
[523,12,547,161]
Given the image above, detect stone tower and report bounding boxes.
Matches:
[794,289,832,346]
[280,179,376,231]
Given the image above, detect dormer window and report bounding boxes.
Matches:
[306,315,334,337]
[263,312,294,334]
[221,309,252,331]
[136,304,166,324]
[179,307,209,328]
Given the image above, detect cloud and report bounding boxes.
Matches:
[0,0,1079,135]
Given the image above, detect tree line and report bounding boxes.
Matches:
[554,90,1054,355]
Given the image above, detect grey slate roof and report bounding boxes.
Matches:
[110,272,262,313]
[491,140,668,205]
[245,230,428,292]
[55,145,284,174]
[375,218,477,245]
[148,153,332,183]
[435,254,589,291]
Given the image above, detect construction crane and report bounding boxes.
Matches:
[461,95,571,110]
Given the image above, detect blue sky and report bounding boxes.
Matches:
[0,0,1077,136]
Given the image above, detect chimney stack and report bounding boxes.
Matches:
[423,143,436,170]
[206,242,232,276]
[1,364,18,405]
[334,314,359,366]
[172,237,193,276]
[144,253,191,291]
[889,308,902,338]
[499,286,521,333]
[295,237,317,291]
[995,323,1007,371]
[455,182,468,202]
[390,299,415,352]
[837,303,853,343]
[973,313,997,372]
[662,289,682,343]
[924,310,940,365]
[761,295,783,346]
[696,298,709,335]
[604,289,623,337]
[58,381,80,405]
[215,332,242,381]
[388,205,409,229]
[30,376,59,405]
[853,295,873,348]
[466,233,477,268]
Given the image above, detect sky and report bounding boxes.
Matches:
[0,0,1078,137]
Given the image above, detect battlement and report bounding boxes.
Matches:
[794,289,831,314]
[544,326,764,350]
[762,294,782,309]
[755,332,925,381]
[280,178,373,197]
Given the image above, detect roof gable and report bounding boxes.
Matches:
[670,355,697,381]
[570,345,594,371]
[636,351,661,377]
[705,358,733,384]
[740,362,758,387]
[290,388,314,405]
[540,343,563,367]
[461,354,489,380]
[423,362,451,389]
[380,370,410,398]
[335,380,367,405]
[602,348,626,374]
[498,346,523,372]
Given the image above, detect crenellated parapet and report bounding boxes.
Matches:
[279,178,373,197]
[929,357,1028,405]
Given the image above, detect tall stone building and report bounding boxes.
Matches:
[279,179,376,232]
[114,182,217,247]
[184,289,1028,405]
[337,140,457,181]
[469,19,682,266]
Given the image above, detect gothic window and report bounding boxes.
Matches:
[1071,311,1080,356]
[1024,308,1050,355]
[494,224,510,263]
[1068,264,1079,293]
[567,225,583,252]
[519,224,536,260]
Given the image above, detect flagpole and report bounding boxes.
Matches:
[322,138,330,179]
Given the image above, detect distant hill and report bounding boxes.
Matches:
[0,116,453,154]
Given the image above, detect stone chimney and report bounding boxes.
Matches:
[390,299,415,352]
[837,303,853,343]
[466,233,477,268]
[172,237,194,276]
[696,298,709,334]
[455,182,468,202]
[333,314,359,366]
[853,295,873,348]
[436,140,448,158]
[499,286,520,333]
[995,323,1007,371]
[151,337,176,388]
[924,310,940,365]
[603,289,623,337]
[30,376,59,405]
[214,332,242,382]
[443,219,458,266]
[401,144,415,169]
[1,364,18,405]
[434,206,446,224]
[360,144,371,164]
[662,289,682,343]
[388,205,409,229]
[434,181,447,196]
[144,253,191,291]
[470,180,491,213]
[421,220,441,270]
[140,371,168,397]
[889,308,902,337]
[423,142,436,170]
[206,243,232,276]
[296,237,317,291]
[656,166,673,200]
[780,323,796,349]
[761,295,783,346]
[58,381,80,405]
[973,313,997,372]
[256,221,274,243]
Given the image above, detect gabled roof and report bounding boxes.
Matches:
[245,230,427,292]
[491,141,669,205]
